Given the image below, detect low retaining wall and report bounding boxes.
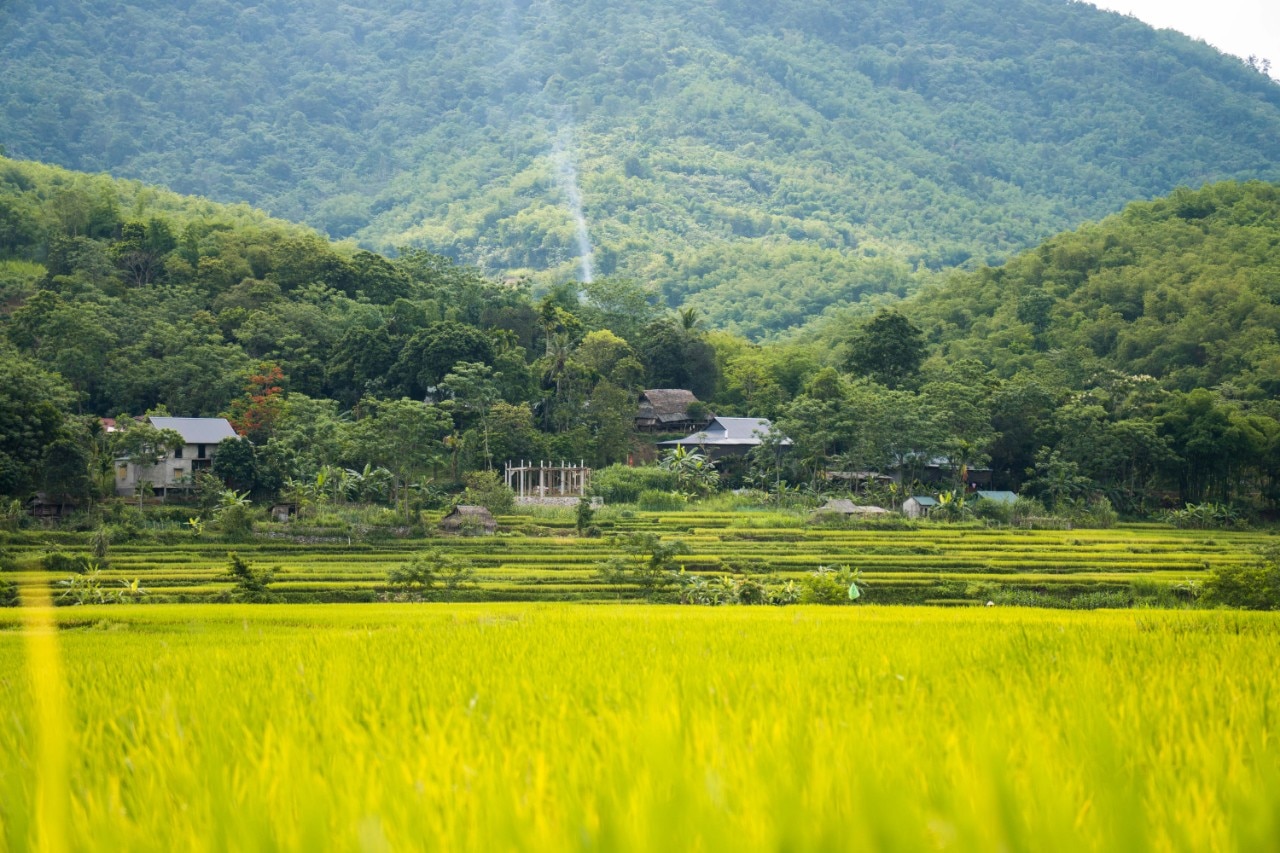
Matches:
[515,496,603,508]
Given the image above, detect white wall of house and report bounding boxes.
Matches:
[115,442,219,495]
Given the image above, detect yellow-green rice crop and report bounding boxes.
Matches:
[2,604,1279,851]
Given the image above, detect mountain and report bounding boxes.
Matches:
[898,180,1280,397]
[3,0,1280,335]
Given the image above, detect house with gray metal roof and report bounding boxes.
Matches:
[114,417,239,497]
[656,417,790,460]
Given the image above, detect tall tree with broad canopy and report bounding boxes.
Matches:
[844,310,926,389]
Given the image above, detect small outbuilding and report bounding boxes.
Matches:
[270,503,298,523]
[438,505,498,535]
[27,493,74,520]
[902,496,938,519]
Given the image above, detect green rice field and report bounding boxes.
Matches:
[4,511,1276,605]
[2,604,1278,850]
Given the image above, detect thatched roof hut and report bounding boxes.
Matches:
[439,505,498,535]
[817,499,890,516]
[636,389,706,432]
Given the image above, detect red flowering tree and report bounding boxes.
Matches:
[225,364,286,444]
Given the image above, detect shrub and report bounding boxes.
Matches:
[42,551,95,573]
[91,526,110,560]
[637,489,686,511]
[1165,502,1241,529]
[596,533,689,597]
[1008,496,1048,525]
[387,550,476,600]
[461,470,515,515]
[1063,497,1119,529]
[802,565,863,605]
[224,552,280,603]
[0,498,25,532]
[56,564,145,606]
[575,497,594,534]
[972,499,1012,525]
[590,465,678,504]
[671,572,771,606]
[102,503,145,540]
[766,580,802,605]
[1202,549,1280,610]
[216,491,258,540]
[0,577,16,607]
[1068,590,1132,609]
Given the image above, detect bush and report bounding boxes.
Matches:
[596,533,689,597]
[637,489,686,511]
[42,551,96,573]
[1063,496,1119,529]
[1202,549,1280,610]
[671,572,773,606]
[461,470,516,515]
[590,465,678,504]
[802,565,863,605]
[1009,496,1048,525]
[1165,502,1242,529]
[1067,590,1132,609]
[224,552,280,603]
[102,503,145,540]
[575,497,594,534]
[386,550,476,600]
[0,577,16,607]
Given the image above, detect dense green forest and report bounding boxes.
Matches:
[2,0,1278,334]
[1,158,1278,520]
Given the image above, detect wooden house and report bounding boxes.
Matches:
[635,389,707,433]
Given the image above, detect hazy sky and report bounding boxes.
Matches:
[1086,0,1280,78]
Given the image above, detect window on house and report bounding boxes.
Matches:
[198,444,207,459]
[174,446,183,459]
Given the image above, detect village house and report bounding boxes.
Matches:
[656,416,790,461]
[634,389,708,433]
[902,496,938,519]
[115,416,239,497]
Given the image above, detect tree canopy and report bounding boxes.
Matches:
[2,0,1279,334]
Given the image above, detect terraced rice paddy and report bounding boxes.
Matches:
[2,604,1278,850]
[3,511,1275,605]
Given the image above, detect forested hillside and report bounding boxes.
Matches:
[2,161,1278,517]
[0,157,718,500]
[900,181,1280,395]
[3,0,1279,334]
